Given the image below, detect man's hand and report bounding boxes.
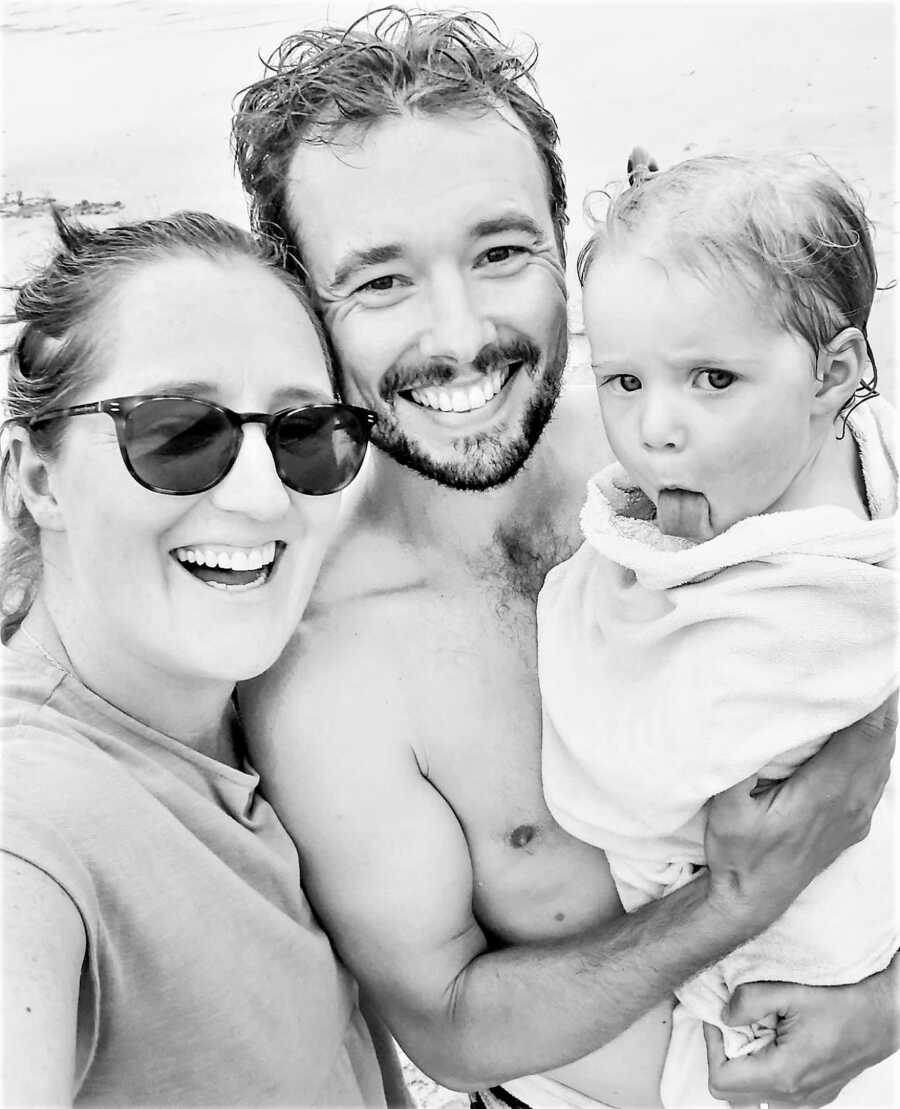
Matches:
[703,957,900,1107]
[704,693,896,934]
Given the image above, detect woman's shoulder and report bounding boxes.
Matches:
[1,643,143,840]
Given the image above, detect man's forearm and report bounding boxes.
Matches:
[873,951,900,1061]
[420,873,757,1089]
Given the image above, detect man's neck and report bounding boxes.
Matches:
[340,376,609,589]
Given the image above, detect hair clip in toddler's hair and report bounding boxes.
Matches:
[627,146,659,188]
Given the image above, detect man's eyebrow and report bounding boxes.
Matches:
[470,215,546,240]
[326,215,546,290]
[329,243,403,290]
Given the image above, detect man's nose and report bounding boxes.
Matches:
[640,392,686,451]
[418,268,498,364]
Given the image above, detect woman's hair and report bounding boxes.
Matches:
[1,208,331,639]
[232,6,568,276]
[576,153,882,400]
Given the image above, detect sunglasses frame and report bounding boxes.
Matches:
[12,394,378,496]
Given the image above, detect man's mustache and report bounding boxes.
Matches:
[379,337,541,400]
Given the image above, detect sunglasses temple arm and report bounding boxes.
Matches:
[29,400,110,428]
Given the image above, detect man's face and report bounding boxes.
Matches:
[284,109,569,489]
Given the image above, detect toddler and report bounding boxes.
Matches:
[537,153,898,1107]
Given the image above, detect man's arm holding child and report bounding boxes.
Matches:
[244,623,894,1093]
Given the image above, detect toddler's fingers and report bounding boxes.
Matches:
[725,982,788,1027]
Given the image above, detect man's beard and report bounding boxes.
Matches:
[366,327,569,491]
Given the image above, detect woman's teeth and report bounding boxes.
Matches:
[174,541,277,572]
[408,365,513,412]
[172,541,279,591]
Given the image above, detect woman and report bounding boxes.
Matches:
[0,210,396,1106]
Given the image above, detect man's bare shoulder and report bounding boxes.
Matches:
[242,522,435,750]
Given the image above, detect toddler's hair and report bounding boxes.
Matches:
[577,153,881,393]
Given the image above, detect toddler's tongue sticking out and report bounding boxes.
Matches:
[657,489,714,541]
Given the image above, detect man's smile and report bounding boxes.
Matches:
[404,364,518,413]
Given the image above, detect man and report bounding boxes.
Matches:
[234,10,898,1106]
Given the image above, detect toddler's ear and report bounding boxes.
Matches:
[812,328,868,416]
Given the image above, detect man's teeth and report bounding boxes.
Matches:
[409,366,512,412]
[173,541,277,571]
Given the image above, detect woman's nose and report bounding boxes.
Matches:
[209,424,291,519]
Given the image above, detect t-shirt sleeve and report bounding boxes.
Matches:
[2,727,103,1083]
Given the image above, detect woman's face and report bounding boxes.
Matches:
[42,254,342,687]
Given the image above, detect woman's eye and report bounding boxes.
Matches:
[697,369,735,390]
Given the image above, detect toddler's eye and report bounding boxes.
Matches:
[697,369,735,390]
[596,373,642,393]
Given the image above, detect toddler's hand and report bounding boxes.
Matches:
[703,963,899,1107]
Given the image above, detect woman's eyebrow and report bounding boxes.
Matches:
[270,386,336,407]
[328,243,403,291]
[125,383,334,407]
[132,379,219,396]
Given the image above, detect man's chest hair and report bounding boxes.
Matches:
[483,514,580,604]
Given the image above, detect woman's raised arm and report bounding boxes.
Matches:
[2,852,85,1107]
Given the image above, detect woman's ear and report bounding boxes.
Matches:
[6,429,66,532]
[812,327,869,417]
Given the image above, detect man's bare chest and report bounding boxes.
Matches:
[407,584,622,944]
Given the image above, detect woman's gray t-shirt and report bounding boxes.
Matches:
[1,642,386,1107]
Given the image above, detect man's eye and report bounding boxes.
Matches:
[697,369,735,390]
[481,245,527,265]
[357,275,399,293]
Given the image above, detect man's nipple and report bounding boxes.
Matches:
[508,823,538,848]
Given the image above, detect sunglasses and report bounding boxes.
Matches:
[12,395,378,496]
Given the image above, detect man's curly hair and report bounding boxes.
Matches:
[232,6,568,278]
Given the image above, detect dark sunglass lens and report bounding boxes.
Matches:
[125,400,235,493]
[275,407,371,494]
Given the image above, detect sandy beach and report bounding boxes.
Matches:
[1,3,895,1106]
[2,1,895,380]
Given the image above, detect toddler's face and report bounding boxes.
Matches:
[582,250,821,537]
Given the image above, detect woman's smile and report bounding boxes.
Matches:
[172,540,285,591]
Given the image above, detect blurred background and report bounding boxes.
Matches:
[2,1,895,383]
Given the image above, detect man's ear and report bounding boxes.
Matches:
[6,429,66,532]
[812,327,868,416]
